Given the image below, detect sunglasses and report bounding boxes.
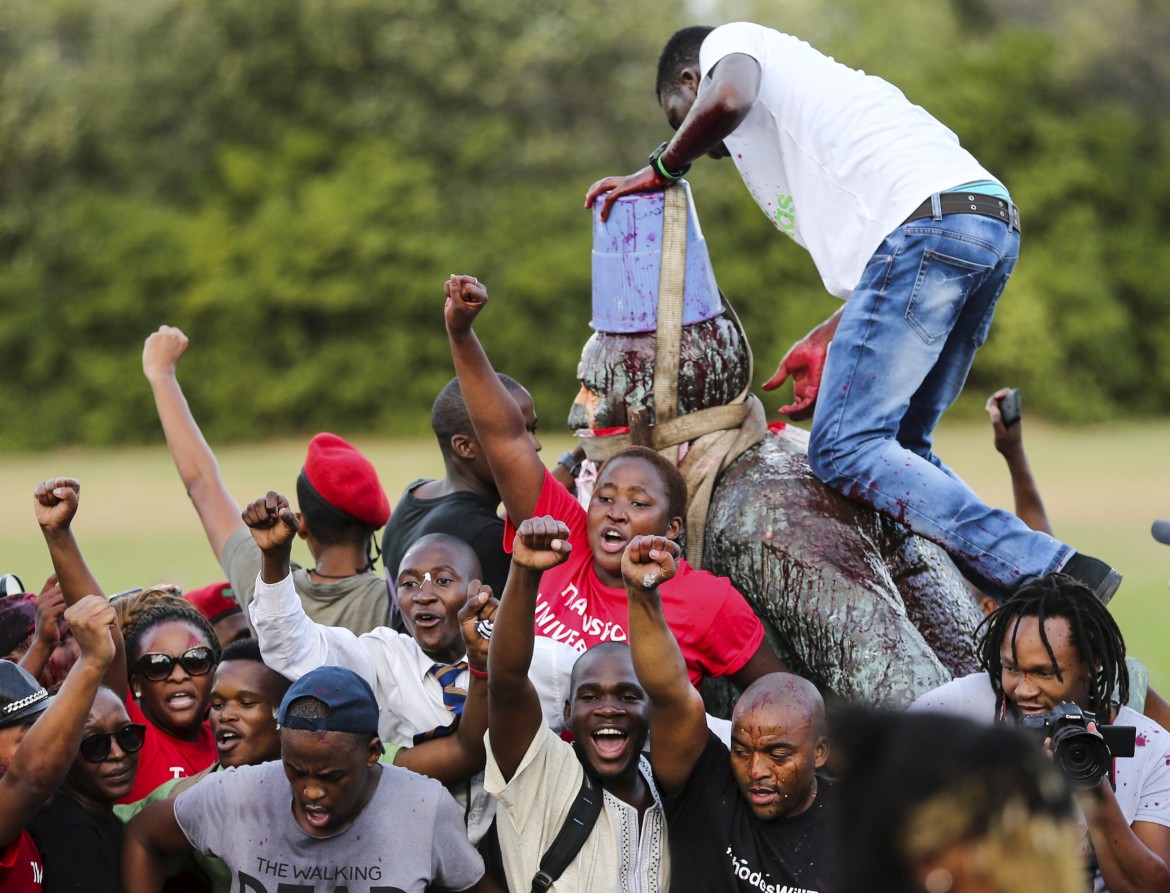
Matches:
[133,646,216,682]
[79,723,147,762]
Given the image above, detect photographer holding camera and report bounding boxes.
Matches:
[914,574,1170,893]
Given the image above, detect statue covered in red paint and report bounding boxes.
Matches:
[571,184,982,707]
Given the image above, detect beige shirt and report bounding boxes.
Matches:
[485,720,669,893]
[221,526,388,635]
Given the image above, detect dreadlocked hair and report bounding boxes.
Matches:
[977,573,1127,717]
[124,601,222,672]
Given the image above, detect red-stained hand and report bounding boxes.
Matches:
[443,274,489,336]
[458,581,497,672]
[621,535,680,593]
[511,516,572,573]
[241,491,300,553]
[585,166,670,223]
[33,477,81,532]
[762,336,829,421]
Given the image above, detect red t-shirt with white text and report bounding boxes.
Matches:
[0,831,42,892]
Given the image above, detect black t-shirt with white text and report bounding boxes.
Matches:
[661,731,837,893]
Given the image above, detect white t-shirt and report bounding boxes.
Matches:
[913,672,1170,892]
[699,22,999,298]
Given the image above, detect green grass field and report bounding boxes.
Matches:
[3,420,1167,689]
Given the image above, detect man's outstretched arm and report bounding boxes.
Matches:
[622,535,708,795]
[488,517,571,782]
[445,275,545,524]
[143,325,242,561]
[33,478,127,697]
[984,388,1053,536]
[584,53,761,221]
[240,491,377,683]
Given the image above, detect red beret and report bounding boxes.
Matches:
[185,581,241,625]
[302,433,391,528]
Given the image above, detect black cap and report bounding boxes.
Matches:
[0,661,49,729]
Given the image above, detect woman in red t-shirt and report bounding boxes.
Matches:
[446,275,787,690]
[119,603,218,803]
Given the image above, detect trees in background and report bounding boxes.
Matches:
[1,0,1167,449]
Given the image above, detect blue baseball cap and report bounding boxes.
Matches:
[1153,520,1170,546]
[277,666,380,736]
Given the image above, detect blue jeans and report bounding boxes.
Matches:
[809,204,1070,600]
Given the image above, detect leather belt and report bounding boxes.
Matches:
[905,192,1021,233]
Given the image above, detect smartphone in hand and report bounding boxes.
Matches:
[996,388,1022,428]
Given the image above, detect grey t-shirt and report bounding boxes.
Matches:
[221,526,388,635]
[174,760,483,893]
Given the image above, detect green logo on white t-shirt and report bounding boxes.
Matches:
[775,194,796,235]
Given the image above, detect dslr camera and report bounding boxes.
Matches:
[1021,702,1136,789]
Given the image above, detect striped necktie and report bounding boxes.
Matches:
[414,661,468,744]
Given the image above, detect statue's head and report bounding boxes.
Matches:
[568,311,751,430]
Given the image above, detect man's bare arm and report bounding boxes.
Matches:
[488,517,570,781]
[444,276,546,524]
[985,388,1053,535]
[33,479,127,696]
[622,535,708,796]
[1081,780,1170,893]
[121,799,196,893]
[143,325,243,561]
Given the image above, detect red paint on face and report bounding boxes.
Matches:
[729,699,827,822]
[132,621,216,742]
[396,541,479,665]
[1000,616,1091,717]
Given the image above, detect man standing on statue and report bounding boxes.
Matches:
[586,21,1120,602]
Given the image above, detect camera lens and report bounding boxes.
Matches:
[1053,727,1109,788]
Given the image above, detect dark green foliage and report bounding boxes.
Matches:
[1,0,1168,450]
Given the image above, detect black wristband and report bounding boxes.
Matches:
[648,141,691,181]
[557,451,582,478]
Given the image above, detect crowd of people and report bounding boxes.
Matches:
[3,19,1169,893]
